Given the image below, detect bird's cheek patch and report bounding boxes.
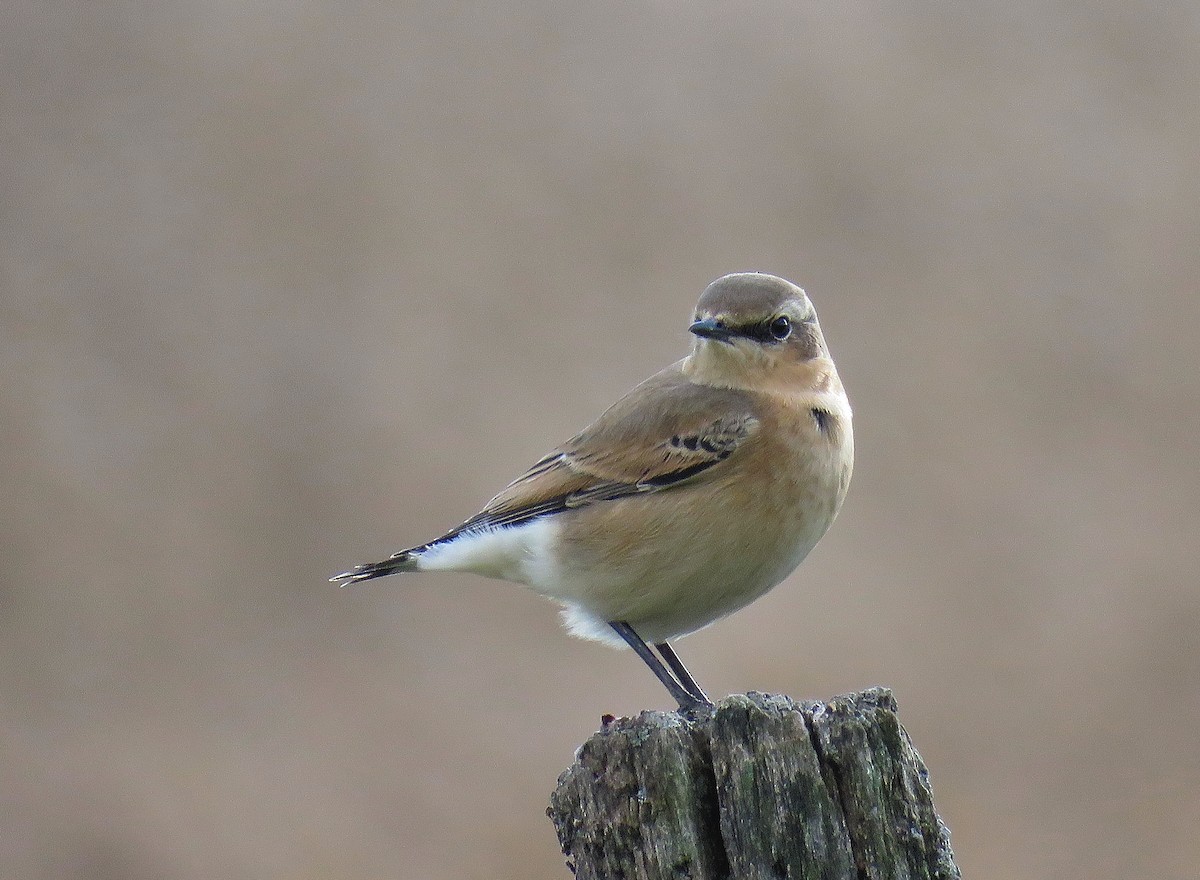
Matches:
[793,324,825,360]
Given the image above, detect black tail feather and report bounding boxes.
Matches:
[329,550,418,586]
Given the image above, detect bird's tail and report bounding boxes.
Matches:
[330,549,421,586]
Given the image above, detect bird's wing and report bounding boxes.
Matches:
[437,362,760,539]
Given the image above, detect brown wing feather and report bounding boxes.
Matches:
[440,361,759,539]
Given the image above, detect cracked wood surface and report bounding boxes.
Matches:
[547,688,959,880]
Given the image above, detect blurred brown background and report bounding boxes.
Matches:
[3,3,1198,878]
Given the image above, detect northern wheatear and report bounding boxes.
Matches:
[333,273,853,711]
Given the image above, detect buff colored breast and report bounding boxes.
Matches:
[542,386,853,646]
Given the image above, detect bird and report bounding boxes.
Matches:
[332,272,853,711]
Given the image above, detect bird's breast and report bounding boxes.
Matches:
[728,398,852,579]
[545,391,853,642]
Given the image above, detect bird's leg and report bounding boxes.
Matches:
[653,641,711,705]
[609,622,710,712]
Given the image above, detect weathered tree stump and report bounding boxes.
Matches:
[548,688,959,880]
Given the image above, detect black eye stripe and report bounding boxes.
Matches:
[698,314,806,343]
[736,316,791,343]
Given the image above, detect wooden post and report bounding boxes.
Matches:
[548,688,959,880]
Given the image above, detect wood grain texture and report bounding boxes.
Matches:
[548,689,959,880]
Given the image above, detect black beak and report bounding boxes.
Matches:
[689,317,739,343]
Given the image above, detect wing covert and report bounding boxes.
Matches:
[432,362,759,541]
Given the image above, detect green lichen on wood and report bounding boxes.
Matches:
[709,694,854,880]
[549,711,728,879]
[547,689,959,880]
[807,691,959,880]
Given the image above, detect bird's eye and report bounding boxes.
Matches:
[768,315,791,340]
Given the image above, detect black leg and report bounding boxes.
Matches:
[609,622,709,712]
[654,641,711,705]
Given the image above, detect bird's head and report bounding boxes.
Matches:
[684,273,835,392]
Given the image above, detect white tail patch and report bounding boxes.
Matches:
[415,517,560,587]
